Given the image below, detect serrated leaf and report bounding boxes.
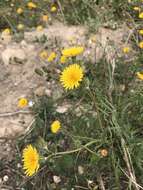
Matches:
[35,68,44,76]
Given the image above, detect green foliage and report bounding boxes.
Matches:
[0,0,132,32]
[1,0,143,189]
[60,0,130,31]
[16,51,143,189]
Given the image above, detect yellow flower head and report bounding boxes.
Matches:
[60,55,67,64]
[62,46,84,57]
[42,15,48,22]
[139,41,143,48]
[39,50,48,59]
[137,72,143,80]
[100,149,108,157]
[17,24,24,30]
[18,98,28,108]
[139,12,143,19]
[27,2,37,9]
[123,47,130,54]
[47,52,56,62]
[22,145,39,176]
[51,6,57,12]
[36,25,43,31]
[139,29,143,35]
[60,64,84,90]
[17,8,23,14]
[2,28,11,35]
[133,7,140,11]
[51,120,61,133]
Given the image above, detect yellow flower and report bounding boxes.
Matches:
[42,15,48,22]
[51,120,61,133]
[133,7,140,11]
[139,41,143,48]
[39,50,48,59]
[18,98,28,108]
[137,72,143,80]
[36,25,43,31]
[17,8,23,14]
[47,52,56,62]
[60,55,67,64]
[100,149,108,157]
[139,29,143,35]
[27,2,37,9]
[60,64,84,90]
[139,12,143,19]
[22,145,39,176]
[122,47,130,53]
[51,6,57,12]
[2,28,11,35]
[17,24,24,30]
[62,46,84,57]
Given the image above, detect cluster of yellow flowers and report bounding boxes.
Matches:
[27,2,37,9]
[23,119,61,176]
[39,51,57,62]
[22,46,85,176]
[39,46,84,89]
[135,5,143,49]
[19,2,143,178]
[22,40,143,176]
[136,4,143,80]
[2,1,58,34]
[123,4,143,81]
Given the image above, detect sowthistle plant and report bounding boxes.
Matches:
[18,41,143,189]
[1,0,143,189]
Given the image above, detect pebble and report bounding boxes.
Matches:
[53,175,61,184]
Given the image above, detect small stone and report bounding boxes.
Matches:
[3,175,9,182]
[119,84,125,91]
[88,180,93,184]
[1,33,12,44]
[45,89,52,97]
[34,86,46,96]
[20,40,35,54]
[28,100,34,107]
[2,47,26,65]
[20,40,27,47]
[17,163,21,168]
[78,165,84,175]
[53,175,61,184]
[53,88,63,100]
[56,104,70,113]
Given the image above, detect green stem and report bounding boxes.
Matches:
[87,88,103,130]
[45,140,97,160]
